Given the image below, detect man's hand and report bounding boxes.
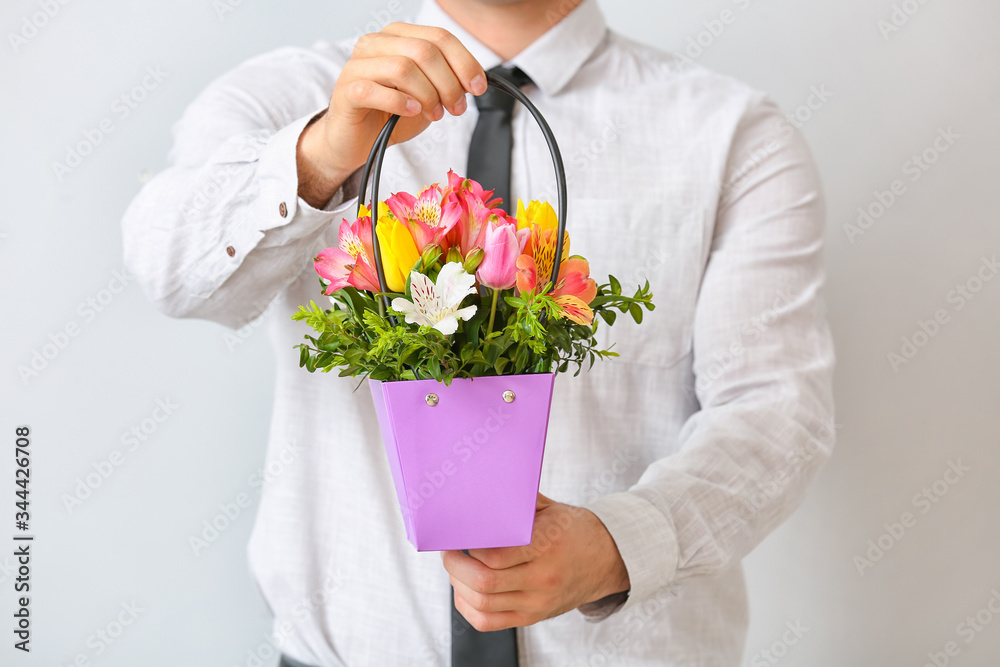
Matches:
[297,23,487,208]
[442,493,630,632]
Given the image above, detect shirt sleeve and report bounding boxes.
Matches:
[121,43,362,329]
[580,94,836,619]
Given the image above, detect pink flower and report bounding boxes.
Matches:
[314,214,380,294]
[385,184,461,253]
[443,171,514,256]
[476,221,529,290]
[445,170,501,209]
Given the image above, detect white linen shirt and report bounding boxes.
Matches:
[121,1,836,665]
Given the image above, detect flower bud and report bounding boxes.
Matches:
[446,246,463,265]
[463,247,485,273]
[420,244,442,268]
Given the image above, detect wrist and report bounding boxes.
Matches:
[296,112,356,208]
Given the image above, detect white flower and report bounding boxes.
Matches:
[391,262,478,335]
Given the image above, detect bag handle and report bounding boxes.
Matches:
[356,71,568,300]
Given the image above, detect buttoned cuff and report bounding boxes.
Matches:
[197,109,362,299]
[580,491,680,621]
[254,106,363,232]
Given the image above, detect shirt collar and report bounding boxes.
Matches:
[415,0,607,97]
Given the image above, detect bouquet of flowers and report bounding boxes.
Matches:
[293,170,653,385]
[292,74,652,551]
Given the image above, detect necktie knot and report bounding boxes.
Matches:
[474,66,533,114]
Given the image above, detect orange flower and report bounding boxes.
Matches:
[515,254,597,325]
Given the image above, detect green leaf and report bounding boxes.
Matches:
[464,301,490,348]
[629,302,643,324]
[504,296,526,308]
[609,275,621,295]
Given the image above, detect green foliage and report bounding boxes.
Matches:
[292,279,655,384]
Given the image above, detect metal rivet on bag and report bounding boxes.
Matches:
[502,390,516,403]
[425,393,439,407]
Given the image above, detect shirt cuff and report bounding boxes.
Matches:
[249,107,362,245]
[580,491,680,621]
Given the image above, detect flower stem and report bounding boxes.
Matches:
[487,288,500,335]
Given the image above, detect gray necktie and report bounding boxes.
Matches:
[466,65,533,210]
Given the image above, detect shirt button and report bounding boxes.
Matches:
[279,202,288,218]
[226,245,235,257]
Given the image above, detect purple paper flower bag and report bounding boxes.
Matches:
[369,373,555,551]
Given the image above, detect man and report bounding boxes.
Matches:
[122,0,835,664]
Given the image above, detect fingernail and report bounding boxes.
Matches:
[433,103,445,120]
[452,96,468,115]
[470,74,487,95]
[405,98,421,115]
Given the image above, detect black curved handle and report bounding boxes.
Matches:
[356,71,568,298]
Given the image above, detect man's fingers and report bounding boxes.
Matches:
[452,588,525,632]
[441,550,527,594]
[340,77,424,119]
[466,544,533,570]
[450,575,524,613]
[354,33,471,115]
[343,56,443,121]
[378,23,487,96]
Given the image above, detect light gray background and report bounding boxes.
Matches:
[1,0,998,665]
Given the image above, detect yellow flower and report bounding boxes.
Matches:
[515,199,558,235]
[376,212,420,293]
[515,199,568,289]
